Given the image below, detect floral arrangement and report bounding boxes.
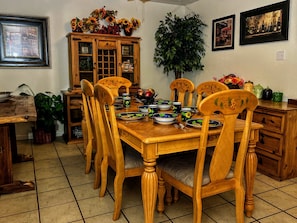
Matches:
[215,74,244,89]
[70,6,141,36]
[117,18,141,35]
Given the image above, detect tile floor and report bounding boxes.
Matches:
[0,138,297,223]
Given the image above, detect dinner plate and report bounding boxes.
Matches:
[116,112,145,121]
[186,118,222,128]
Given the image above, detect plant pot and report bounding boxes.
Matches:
[32,127,56,144]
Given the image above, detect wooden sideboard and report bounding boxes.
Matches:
[247,100,297,181]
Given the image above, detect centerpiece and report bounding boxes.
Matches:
[215,74,244,89]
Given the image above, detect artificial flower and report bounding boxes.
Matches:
[70,6,140,36]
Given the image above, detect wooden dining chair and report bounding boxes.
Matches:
[80,79,103,189]
[170,78,195,107]
[93,83,144,220]
[157,90,258,223]
[196,80,229,107]
[97,76,132,96]
[80,79,96,174]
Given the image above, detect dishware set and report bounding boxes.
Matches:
[117,95,222,128]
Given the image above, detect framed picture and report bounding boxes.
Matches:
[0,15,49,67]
[212,14,235,51]
[240,0,290,45]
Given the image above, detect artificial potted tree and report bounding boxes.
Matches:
[154,12,207,80]
[33,92,64,144]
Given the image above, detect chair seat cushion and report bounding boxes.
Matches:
[158,152,233,187]
[124,146,143,169]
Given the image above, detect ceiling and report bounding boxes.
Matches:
[143,0,198,5]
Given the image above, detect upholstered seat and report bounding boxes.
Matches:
[157,90,258,223]
[93,83,144,220]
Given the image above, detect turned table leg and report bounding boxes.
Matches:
[142,158,158,223]
[245,138,258,217]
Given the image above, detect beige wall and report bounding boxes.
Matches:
[0,0,296,138]
[187,0,297,102]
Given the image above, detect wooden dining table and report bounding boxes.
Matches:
[116,100,263,223]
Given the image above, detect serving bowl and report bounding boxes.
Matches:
[157,104,171,111]
[155,99,172,111]
[0,91,11,102]
[138,105,149,113]
[153,113,177,122]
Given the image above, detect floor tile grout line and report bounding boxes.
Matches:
[31,139,42,223]
[52,141,86,223]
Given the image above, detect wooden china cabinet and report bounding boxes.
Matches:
[66,32,141,91]
[63,32,141,143]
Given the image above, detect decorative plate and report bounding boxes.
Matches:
[186,118,222,128]
[116,112,145,121]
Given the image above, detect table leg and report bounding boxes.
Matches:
[244,138,258,217]
[141,158,158,223]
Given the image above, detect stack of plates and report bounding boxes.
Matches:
[0,92,11,102]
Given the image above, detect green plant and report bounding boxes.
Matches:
[154,12,207,79]
[34,92,64,131]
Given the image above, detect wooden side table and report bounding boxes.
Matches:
[0,96,36,194]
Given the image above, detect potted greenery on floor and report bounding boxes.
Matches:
[33,92,64,144]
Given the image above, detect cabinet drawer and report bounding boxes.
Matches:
[98,41,116,49]
[257,130,283,156]
[253,111,285,133]
[257,152,281,178]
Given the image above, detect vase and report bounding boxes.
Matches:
[124,29,133,36]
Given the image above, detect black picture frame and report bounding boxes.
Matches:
[0,15,49,67]
[212,14,235,51]
[240,0,290,45]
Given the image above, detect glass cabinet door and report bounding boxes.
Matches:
[77,41,94,85]
[68,35,96,89]
[120,42,139,85]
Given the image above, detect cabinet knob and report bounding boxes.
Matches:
[261,117,266,124]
